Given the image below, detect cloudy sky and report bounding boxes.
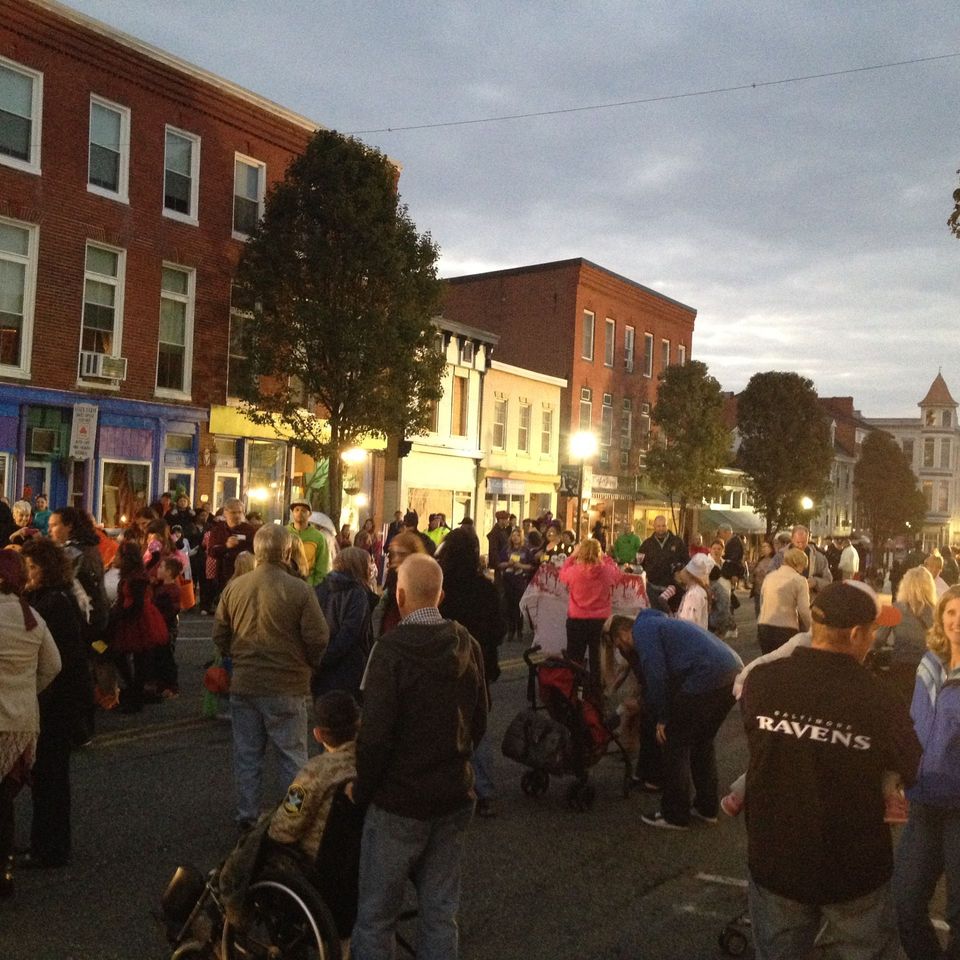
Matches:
[65,0,960,416]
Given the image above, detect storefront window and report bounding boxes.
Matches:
[243,439,286,523]
[101,460,150,527]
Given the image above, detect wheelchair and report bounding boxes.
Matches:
[159,786,416,960]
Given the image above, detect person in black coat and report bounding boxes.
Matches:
[21,538,92,868]
[438,527,505,817]
[313,547,376,699]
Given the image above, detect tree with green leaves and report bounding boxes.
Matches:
[644,360,731,535]
[854,430,927,553]
[737,371,833,535]
[233,129,446,522]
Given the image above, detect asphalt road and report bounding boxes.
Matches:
[0,599,940,960]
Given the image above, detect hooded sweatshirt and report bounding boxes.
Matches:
[356,618,487,819]
[559,553,621,619]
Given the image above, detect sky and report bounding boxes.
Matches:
[63,0,960,417]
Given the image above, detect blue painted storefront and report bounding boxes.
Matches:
[0,384,205,521]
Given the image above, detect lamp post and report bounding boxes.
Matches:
[569,431,598,542]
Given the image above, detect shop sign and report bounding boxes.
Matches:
[69,403,99,460]
[487,477,526,496]
[592,474,618,491]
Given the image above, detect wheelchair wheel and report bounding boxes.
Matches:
[221,866,341,960]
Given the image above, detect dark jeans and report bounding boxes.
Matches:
[757,623,799,655]
[565,617,604,695]
[30,726,72,865]
[894,801,960,959]
[661,684,736,826]
[636,709,664,786]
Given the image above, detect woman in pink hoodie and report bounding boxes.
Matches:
[559,538,621,687]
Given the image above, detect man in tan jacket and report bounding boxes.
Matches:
[214,523,329,829]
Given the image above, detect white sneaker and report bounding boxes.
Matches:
[690,808,719,825]
[641,811,688,830]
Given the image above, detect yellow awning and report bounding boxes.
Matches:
[208,405,386,451]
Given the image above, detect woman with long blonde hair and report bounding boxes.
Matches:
[558,537,620,686]
[871,565,938,705]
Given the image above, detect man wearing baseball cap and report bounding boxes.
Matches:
[741,581,923,959]
[286,498,330,586]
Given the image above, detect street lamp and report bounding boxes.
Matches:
[570,431,598,541]
[800,496,814,512]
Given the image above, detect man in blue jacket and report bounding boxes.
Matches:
[610,609,742,829]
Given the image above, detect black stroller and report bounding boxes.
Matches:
[501,644,633,811]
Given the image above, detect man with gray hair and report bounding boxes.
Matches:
[769,524,832,597]
[214,523,329,830]
[206,496,256,596]
[352,553,487,960]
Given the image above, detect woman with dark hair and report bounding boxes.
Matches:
[48,507,108,630]
[313,547,377,699]
[439,527,504,817]
[143,518,174,576]
[353,518,376,554]
[20,538,90,868]
[0,550,60,897]
[108,543,159,714]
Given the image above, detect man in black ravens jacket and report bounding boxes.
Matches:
[638,515,689,611]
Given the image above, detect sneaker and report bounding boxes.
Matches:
[641,811,687,831]
[721,792,745,817]
[630,777,663,793]
[724,628,740,641]
[884,792,909,824]
[690,808,719,825]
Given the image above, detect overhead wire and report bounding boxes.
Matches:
[345,52,960,135]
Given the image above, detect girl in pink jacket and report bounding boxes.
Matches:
[559,539,621,687]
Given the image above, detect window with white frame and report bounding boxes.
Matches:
[939,480,950,514]
[0,217,38,375]
[944,410,953,428]
[624,325,635,371]
[81,243,124,361]
[541,408,553,456]
[233,154,265,237]
[579,387,592,431]
[459,339,474,366]
[451,373,468,437]
[163,126,200,222]
[0,56,42,174]
[156,264,195,395]
[518,402,531,453]
[643,333,653,377]
[600,394,613,447]
[604,318,615,366]
[100,460,150,527]
[621,398,632,450]
[942,438,952,470]
[678,343,686,365]
[639,403,651,449]
[88,96,130,201]
[924,438,935,468]
[581,310,595,360]
[902,438,914,463]
[661,338,671,370]
[492,398,507,449]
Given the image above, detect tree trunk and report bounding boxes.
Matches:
[327,421,342,528]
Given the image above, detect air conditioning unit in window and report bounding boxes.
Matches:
[28,427,59,456]
[80,351,127,381]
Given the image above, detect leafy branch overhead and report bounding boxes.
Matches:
[232,129,446,519]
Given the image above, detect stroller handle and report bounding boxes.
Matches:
[522,643,542,668]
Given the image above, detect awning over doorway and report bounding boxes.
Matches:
[699,508,767,535]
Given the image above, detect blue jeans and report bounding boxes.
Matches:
[472,730,495,801]
[352,802,473,960]
[229,694,308,823]
[894,801,960,959]
[748,875,899,960]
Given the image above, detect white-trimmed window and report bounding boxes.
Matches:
[0,56,42,174]
[621,398,632,450]
[163,126,200,223]
[678,343,686,365]
[581,310,595,361]
[541,408,553,456]
[80,242,125,367]
[601,394,613,447]
[156,264,195,396]
[233,154,265,238]
[100,459,151,527]
[451,373,468,437]
[88,96,130,201]
[579,387,592,431]
[604,318,615,367]
[661,338,671,370]
[924,438,935,468]
[0,216,38,377]
[624,326,635,372]
[639,403,651,449]
[492,398,507,449]
[643,333,654,377]
[902,438,914,463]
[942,439,952,470]
[518,402,531,453]
[228,284,252,400]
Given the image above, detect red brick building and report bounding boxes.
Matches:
[0,0,321,521]
[443,258,697,535]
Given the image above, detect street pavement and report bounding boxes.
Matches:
[0,597,941,959]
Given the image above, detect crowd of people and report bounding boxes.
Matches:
[2,492,958,959]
